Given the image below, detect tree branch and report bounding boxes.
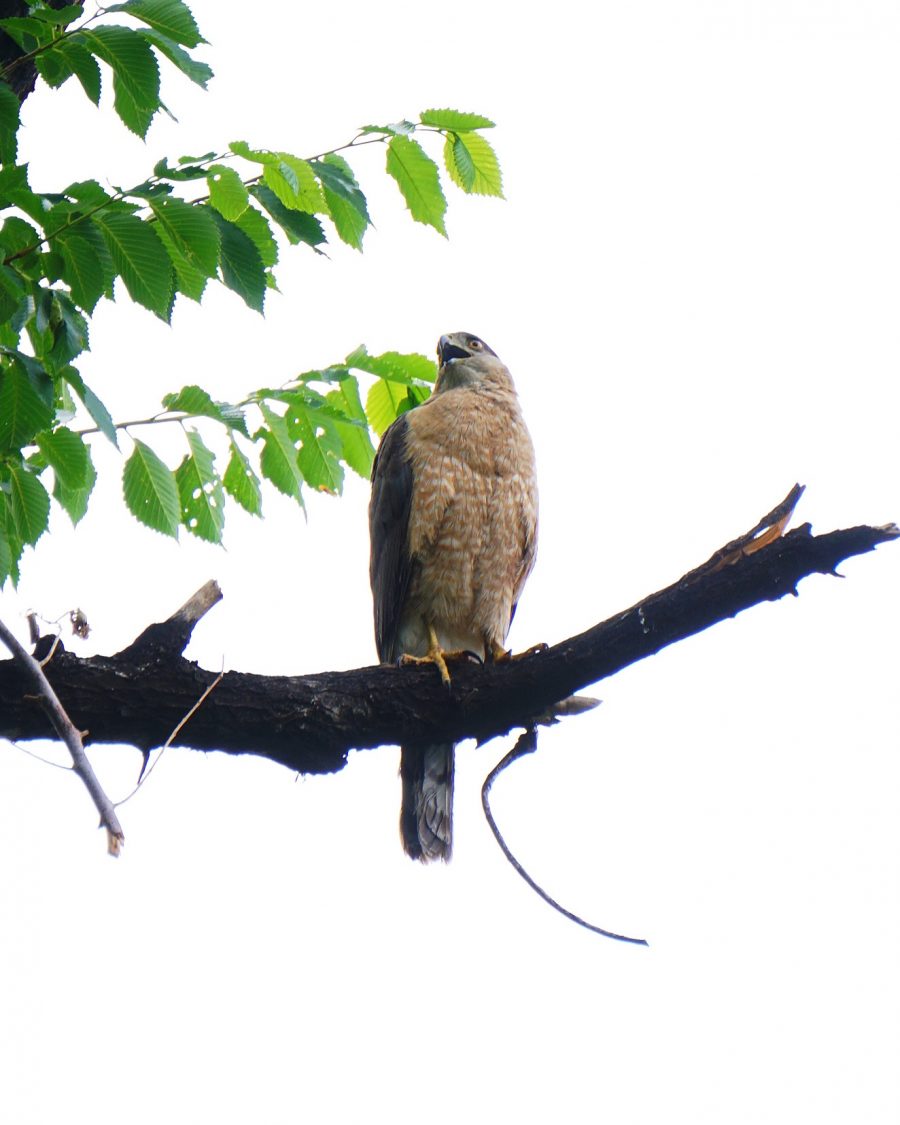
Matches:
[0,493,896,780]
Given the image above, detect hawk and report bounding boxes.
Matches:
[369,332,538,861]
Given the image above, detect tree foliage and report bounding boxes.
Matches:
[0,0,505,585]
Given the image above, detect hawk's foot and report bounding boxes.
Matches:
[399,626,480,686]
[487,640,549,662]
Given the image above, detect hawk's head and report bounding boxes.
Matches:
[435,332,502,391]
[437,332,497,365]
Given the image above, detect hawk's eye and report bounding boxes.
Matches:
[468,338,482,350]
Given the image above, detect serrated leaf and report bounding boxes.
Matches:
[0,264,25,325]
[137,27,212,87]
[36,427,91,490]
[346,345,437,385]
[232,205,277,269]
[0,81,20,164]
[64,369,118,446]
[0,507,20,586]
[222,438,262,516]
[251,184,326,251]
[149,195,219,277]
[52,231,106,312]
[47,292,90,369]
[7,462,50,546]
[161,384,248,434]
[30,5,83,27]
[258,404,303,501]
[229,140,278,165]
[79,26,161,137]
[175,428,224,542]
[325,377,375,479]
[311,155,369,250]
[0,358,54,451]
[365,378,422,437]
[385,136,447,236]
[444,132,503,197]
[52,448,97,526]
[208,164,249,221]
[211,212,265,313]
[263,154,326,214]
[105,0,204,48]
[123,438,180,536]
[40,39,101,103]
[420,108,495,131]
[93,210,174,318]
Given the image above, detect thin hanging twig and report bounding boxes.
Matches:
[0,615,125,855]
[482,728,648,945]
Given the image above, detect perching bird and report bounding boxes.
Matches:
[369,332,538,861]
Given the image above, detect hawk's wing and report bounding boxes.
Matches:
[369,413,414,664]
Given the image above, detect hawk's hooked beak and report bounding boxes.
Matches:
[437,335,470,366]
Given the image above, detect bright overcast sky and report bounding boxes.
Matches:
[2,2,899,1122]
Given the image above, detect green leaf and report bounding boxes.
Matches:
[0,490,24,586]
[365,378,422,437]
[263,154,326,214]
[0,81,20,164]
[36,427,91,490]
[53,233,106,312]
[51,444,96,525]
[137,27,212,87]
[0,358,54,451]
[105,0,204,48]
[285,400,343,494]
[161,384,248,435]
[47,292,90,369]
[233,205,277,268]
[257,404,303,501]
[7,462,50,546]
[251,184,326,251]
[385,136,447,236]
[93,210,174,318]
[211,212,266,313]
[325,377,375,479]
[222,438,262,516]
[311,155,369,250]
[208,165,249,221]
[229,140,278,165]
[64,369,118,446]
[39,40,102,103]
[149,195,219,277]
[123,438,180,536]
[79,26,161,137]
[444,132,503,197]
[30,5,84,27]
[346,345,437,385]
[175,428,224,542]
[0,265,25,325]
[419,108,495,130]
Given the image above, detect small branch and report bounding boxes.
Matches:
[0,615,124,855]
[481,728,648,945]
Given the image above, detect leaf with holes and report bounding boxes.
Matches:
[175,429,224,542]
[258,404,303,502]
[123,439,180,536]
[223,438,262,516]
[208,165,249,221]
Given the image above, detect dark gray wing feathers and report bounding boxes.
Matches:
[368,414,414,663]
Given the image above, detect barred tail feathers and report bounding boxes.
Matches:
[400,742,455,862]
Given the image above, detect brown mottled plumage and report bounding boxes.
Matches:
[369,332,538,861]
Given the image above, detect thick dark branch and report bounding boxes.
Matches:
[0,505,895,775]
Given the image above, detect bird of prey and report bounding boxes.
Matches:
[369,332,538,861]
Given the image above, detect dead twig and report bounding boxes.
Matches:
[0,615,125,855]
[481,727,648,945]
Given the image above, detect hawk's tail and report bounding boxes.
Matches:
[400,743,455,862]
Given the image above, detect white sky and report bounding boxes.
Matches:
[1,2,899,1122]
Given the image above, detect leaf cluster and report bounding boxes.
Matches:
[0,1,505,583]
